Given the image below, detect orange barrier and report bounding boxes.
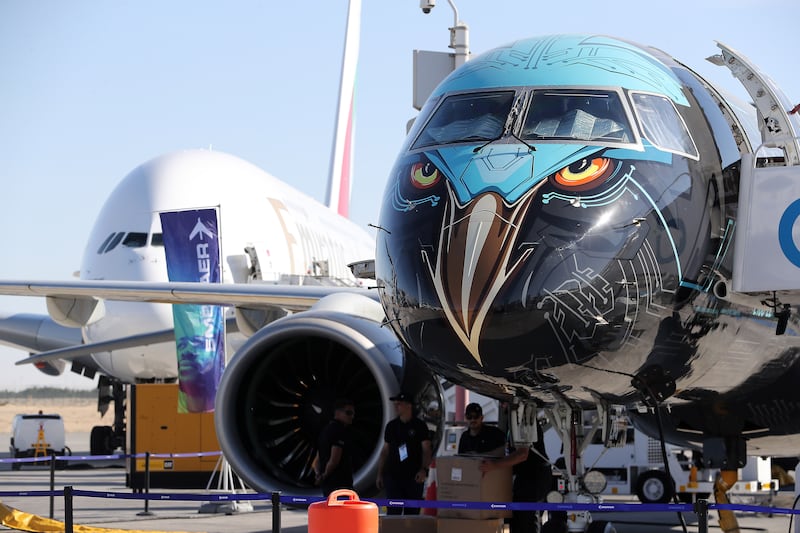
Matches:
[308,489,378,533]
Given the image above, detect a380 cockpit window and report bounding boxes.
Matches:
[122,232,148,248]
[411,91,515,149]
[521,90,634,144]
[631,92,698,159]
[96,232,125,254]
[96,231,152,254]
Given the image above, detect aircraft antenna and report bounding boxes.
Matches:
[325,0,362,218]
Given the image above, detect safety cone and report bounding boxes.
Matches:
[423,459,437,516]
[688,465,698,488]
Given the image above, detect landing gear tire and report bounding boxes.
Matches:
[90,425,114,456]
[636,470,674,504]
[587,520,616,533]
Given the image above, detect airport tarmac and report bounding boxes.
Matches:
[0,434,796,533]
[0,465,797,533]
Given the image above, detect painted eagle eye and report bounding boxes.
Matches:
[410,162,441,189]
[554,157,613,189]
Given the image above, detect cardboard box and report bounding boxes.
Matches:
[437,518,504,533]
[436,455,513,519]
[379,515,437,533]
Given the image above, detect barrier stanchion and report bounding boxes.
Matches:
[49,453,56,519]
[136,452,154,516]
[272,491,281,533]
[64,485,74,533]
[695,499,709,533]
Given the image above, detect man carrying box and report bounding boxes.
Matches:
[479,414,552,533]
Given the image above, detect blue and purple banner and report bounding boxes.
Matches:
[160,208,225,413]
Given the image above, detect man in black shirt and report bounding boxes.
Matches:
[315,399,356,496]
[376,391,432,515]
[479,414,552,533]
[458,402,506,455]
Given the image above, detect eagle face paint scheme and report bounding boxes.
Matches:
[376,34,796,430]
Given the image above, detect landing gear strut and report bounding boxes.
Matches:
[510,397,625,533]
[90,376,126,455]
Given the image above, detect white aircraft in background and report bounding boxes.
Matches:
[0,0,445,491]
[0,142,381,434]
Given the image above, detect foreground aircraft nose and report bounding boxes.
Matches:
[377,148,679,396]
[375,33,742,403]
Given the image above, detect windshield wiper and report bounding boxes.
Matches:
[473,132,536,154]
[472,135,503,153]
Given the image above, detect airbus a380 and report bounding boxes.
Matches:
[4,30,800,530]
[0,143,446,492]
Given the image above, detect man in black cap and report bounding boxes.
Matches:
[314,399,356,496]
[376,391,432,515]
[458,402,506,456]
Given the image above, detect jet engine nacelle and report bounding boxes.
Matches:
[216,293,443,496]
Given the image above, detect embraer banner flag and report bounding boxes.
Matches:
[160,208,225,413]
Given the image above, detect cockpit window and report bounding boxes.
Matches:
[521,90,633,143]
[122,232,148,248]
[96,233,117,254]
[96,232,158,253]
[411,91,515,149]
[631,92,698,159]
[102,232,125,254]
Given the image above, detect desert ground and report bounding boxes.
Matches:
[0,397,107,434]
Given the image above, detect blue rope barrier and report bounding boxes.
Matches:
[0,491,60,498]
[4,452,780,517]
[4,488,798,515]
[1,486,799,523]
[0,451,223,465]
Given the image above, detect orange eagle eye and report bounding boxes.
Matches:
[410,162,441,189]
[554,157,612,189]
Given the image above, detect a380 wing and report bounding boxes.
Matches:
[0,279,378,312]
[0,279,379,367]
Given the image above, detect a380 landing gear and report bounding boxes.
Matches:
[90,376,126,456]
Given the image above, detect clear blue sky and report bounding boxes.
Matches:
[0,0,797,391]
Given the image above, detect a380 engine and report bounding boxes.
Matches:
[215,292,444,496]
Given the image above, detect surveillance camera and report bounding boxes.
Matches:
[420,0,435,14]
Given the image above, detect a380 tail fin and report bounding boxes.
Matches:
[325,0,361,218]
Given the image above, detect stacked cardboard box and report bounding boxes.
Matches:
[379,514,437,533]
[436,455,513,521]
[378,514,504,533]
[438,517,504,533]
